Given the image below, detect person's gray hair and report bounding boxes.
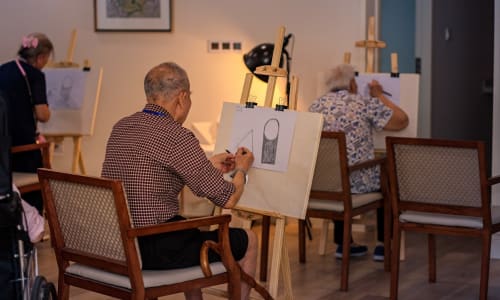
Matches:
[144,62,190,102]
[325,64,355,91]
[17,32,54,65]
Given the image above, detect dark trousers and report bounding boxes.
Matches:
[21,191,43,216]
[333,207,384,245]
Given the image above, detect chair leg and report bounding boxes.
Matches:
[340,218,351,291]
[58,275,70,300]
[390,223,402,300]
[259,215,271,282]
[298,219,306,263]
[480,233,492,300]
[428,233,436,283]
[384,201,391,272]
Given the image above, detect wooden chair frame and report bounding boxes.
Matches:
[296,131,391,291]
[38,168,272,300]
[386,136,500,300]
[12,142,51,194]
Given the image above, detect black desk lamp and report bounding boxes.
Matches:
[243,34,293,107]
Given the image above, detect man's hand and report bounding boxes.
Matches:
[234,147,254,172]
[209,152,235,173]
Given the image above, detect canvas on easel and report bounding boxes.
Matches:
[354,72,420,149]
[214,102,322,219]
[39,67,102,137]
[37,29,103,174]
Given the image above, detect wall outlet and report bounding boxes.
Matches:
[232,41,242,51]
[207,40,242,52]
[207,40,220,52]
[221,41,231,51]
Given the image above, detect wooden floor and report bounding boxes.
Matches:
[36,213,500,299]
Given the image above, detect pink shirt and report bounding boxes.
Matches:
[13,184,45,243]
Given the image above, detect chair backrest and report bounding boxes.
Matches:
[310,131,350,199]
[386,137,489,218]
[38,168,141,276]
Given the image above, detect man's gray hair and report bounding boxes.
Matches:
[144,62,190,102]
[325,64,355,91]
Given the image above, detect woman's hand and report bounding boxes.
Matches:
[368,79,384,98]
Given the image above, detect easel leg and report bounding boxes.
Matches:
[268,217,293,299]
[280,232,293,300]
[72,136,85,174]
[260,215,270,282]
[78,148,86,174]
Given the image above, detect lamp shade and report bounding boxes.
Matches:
[243,43,281,83]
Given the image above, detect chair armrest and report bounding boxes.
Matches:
[488,175,500,186]
[127,214,231,238]
[11,142,51,168]
[11,142,50,153]
[348,157,386,173]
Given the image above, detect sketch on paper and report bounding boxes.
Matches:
[44,68,86,110]
[229,105,297,172]
[261,118,279,164]
[106,0,161,18]
[355,73,401,106]
[234,129,254,152]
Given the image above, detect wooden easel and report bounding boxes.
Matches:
[238,26,296,300]
[355,16,386,73]
[44,29,96,174]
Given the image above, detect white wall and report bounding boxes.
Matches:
[0,0,367,175]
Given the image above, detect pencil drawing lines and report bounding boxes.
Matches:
[236,129,254,152]
[262,118,279,164]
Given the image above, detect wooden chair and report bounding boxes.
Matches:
[37,168,272,300]
[11,142,51,194]
[297,131,390,291]
[385,136,500,300]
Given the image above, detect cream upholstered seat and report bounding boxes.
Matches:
[386,136,500,300]
[37,168,272,300]
[297,131,390,291]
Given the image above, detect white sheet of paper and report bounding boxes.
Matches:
[228,105,297,172]
[355,73,401,106]
[44,68,87,110]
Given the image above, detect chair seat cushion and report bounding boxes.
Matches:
[66,261,226,289]
[400,206,500,229]
[308,192,383,212]
[12,172,39,187]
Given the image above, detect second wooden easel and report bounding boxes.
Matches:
[240,26,297,300]
[44,29,99,174]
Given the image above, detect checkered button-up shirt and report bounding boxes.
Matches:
[309,90,393,193]
[102,103,235,227]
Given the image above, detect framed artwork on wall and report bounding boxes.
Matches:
[94,0,172,32]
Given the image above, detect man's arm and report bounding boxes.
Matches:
[223,147,253,209]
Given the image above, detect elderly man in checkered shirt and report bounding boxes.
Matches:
[102,62,255,300]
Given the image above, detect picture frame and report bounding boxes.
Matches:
[94,0,172,32]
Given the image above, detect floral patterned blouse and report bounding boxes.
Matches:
[309,90,393,193]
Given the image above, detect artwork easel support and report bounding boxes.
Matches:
[355,16,386,73]
[239,26,295,300]
[44,29,98,174]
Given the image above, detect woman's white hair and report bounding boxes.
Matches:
[325,64,355,91]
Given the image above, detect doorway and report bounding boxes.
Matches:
[431,0,494,174]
